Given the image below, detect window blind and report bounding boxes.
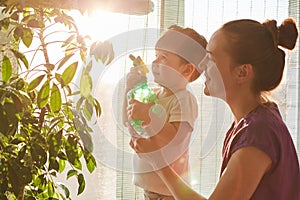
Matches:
[185,0,300,196]
[62,1,299,199]
[289,0,300,162]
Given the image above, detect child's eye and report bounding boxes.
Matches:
[160,56,167,63]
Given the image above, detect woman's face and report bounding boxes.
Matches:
[201,30,236,100]
[152,50,188,90]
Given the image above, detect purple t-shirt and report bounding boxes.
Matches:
[221,103,300,200]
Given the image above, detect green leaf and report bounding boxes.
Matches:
[50,83,62,113]
[80,73,92,98]
[13,25,23,40]
[62,62,78,87]
[55,73,63,85]
[15,77,25,90]
[27,19,44,28]
[11,11,19,21]
[57,183,70,198]
[84,152,97,173]
[27,75,45,91]
[37,80,50,108]
[57,53,74,70]
[66,141,76,165]
[31,143,47,168]
[66,169,77,180]
[21,28,33,48]
[58,151,67,160]
[73,158,82,170]
[17,145,27,160]
[80,49,87,61]
[62,35,75,48]
[58,159,66,173]
[11,49,29,69]
[48,181,54,197]
[21,14,35,24]
[91,41,114,65]
[2,55,12,82]
[94,98,102,117]
[49,158,59,171]
[76,97,84,111]
[77,173,85,195]
[85,60,92,73]
[11,93,23,112]
[83,100,93,121]
[77,128,93,152]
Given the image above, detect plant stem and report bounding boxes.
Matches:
[18,186,25,200]
[37,8,50,65]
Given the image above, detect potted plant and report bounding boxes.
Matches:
[0,2,113,199]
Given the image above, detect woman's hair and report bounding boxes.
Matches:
[220,18,298,94]
[161,25,208,82]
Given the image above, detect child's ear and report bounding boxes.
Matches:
[182,63,195,76]
[234,64,253,84]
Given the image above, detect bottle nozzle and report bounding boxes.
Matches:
[129,54,149,76]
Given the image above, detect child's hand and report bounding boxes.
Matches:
[125,67,147,91]
[127,99,154,126]
[129,135,170,170]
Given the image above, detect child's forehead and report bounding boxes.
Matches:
[155,49,175,55]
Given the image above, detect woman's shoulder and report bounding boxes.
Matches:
[233,102,286,149]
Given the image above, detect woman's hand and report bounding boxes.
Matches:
[128,124,169,170]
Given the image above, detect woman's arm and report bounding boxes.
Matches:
[154,146,272,200]
[132,121,192,153]
[157,165,207,200]
[209,146,272,200]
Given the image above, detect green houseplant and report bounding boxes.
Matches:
[0,2,114,200]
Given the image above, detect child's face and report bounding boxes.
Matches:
[152,50,188,90]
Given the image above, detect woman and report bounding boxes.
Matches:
[129,18,300,199]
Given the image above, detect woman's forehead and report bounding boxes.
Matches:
[207,31,228,55]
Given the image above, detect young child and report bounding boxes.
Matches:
[124,25,207,199]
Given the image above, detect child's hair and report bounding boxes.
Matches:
[156,25,208,82]
[168,25,208,51]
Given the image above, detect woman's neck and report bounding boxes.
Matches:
[229,94,261,124]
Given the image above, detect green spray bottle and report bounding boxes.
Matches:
[127,54,157,135]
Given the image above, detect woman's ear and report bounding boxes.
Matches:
[234,64,253,84]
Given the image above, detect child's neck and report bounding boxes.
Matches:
[159,86,185,98]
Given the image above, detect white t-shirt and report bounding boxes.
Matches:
[133,89,198,195]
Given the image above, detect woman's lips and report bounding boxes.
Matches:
[204,72,210,82]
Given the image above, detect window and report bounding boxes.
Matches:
[184,0,299,196]
[59,1,299,199]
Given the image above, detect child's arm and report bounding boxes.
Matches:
[128,99,193,152]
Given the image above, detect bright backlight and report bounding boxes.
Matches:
[69,10,130,41]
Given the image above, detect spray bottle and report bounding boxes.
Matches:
[127,54,157,135]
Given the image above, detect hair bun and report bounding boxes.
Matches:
[278,18,298,50]
[263,19,279,47]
